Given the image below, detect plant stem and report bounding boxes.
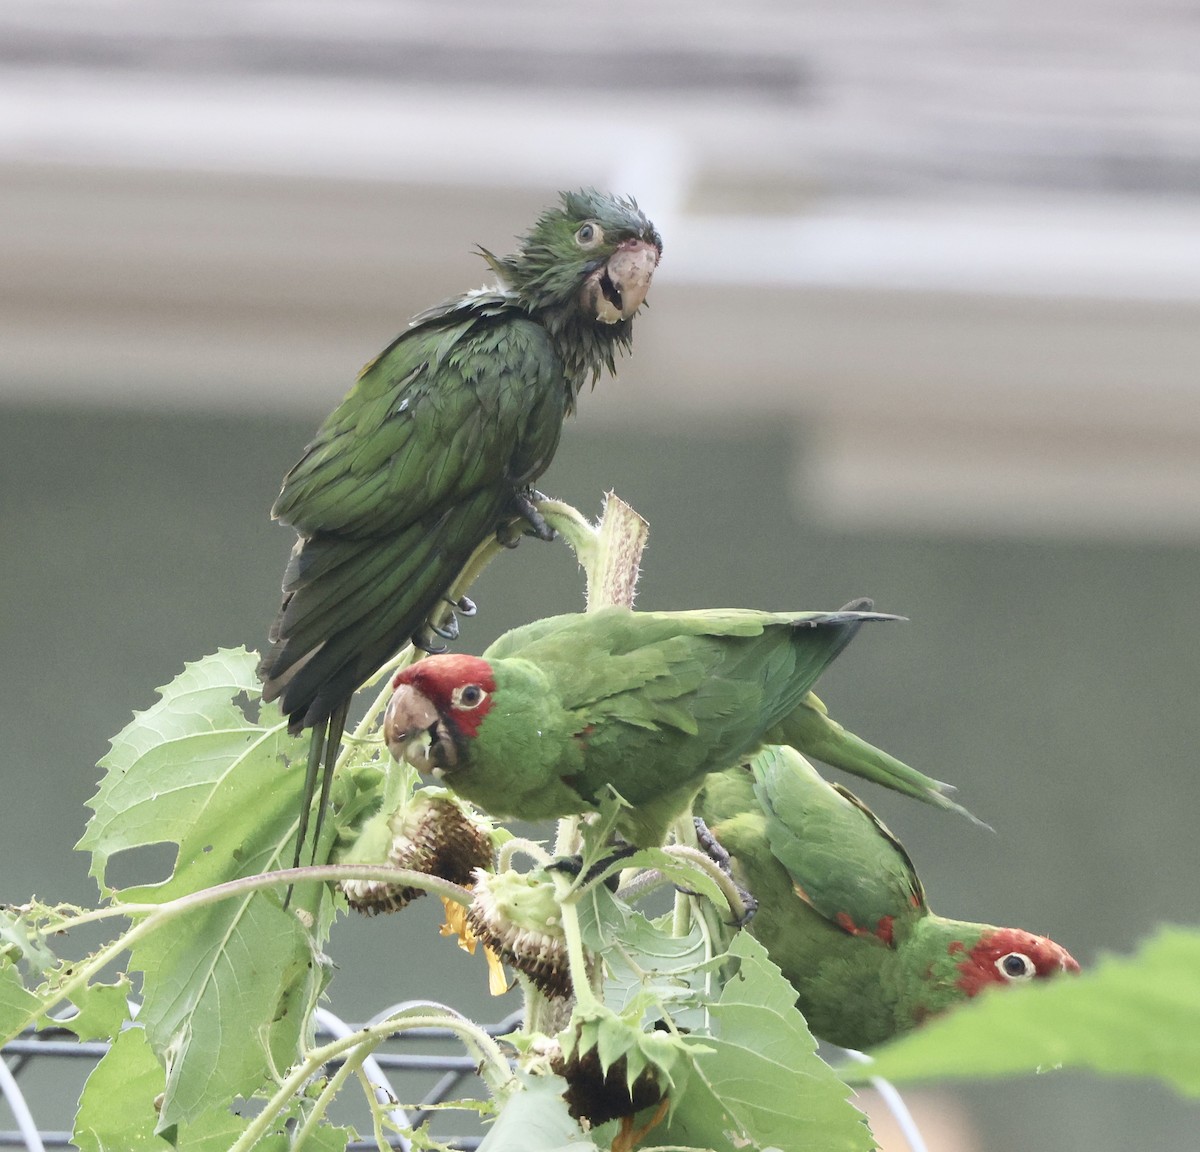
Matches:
[550,873,602,1016]
[357,1064,394,1152]
[5,865,475,1048]
[292,1037,368,1149]
[671,887,692,938]
[496,837,552,872]
[227,1006,511,1152]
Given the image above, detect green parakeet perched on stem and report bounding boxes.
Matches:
[259,191,662,874]
[381,603,956,847]
[696,744,1079,1050]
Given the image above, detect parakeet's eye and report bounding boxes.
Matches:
[452,683,488,710]
[575,222,603,248]
[996,952,1036,980]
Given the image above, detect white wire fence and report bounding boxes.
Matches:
[0,1004,524,1151]
[0,1007,927,1151]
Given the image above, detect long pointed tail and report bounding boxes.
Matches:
[772,693,987,826]
[284,700,351,908]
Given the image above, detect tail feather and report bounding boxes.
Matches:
[281,701,351,909]
[260,490,508,729]
[772,694,987,826]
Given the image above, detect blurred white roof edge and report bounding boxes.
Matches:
[6,67,1200,303]
[4,27,1200,540]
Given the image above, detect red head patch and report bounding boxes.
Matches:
[392,654,497,740]
[953,927,1080,997]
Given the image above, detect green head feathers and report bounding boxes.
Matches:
[482,189,663,318]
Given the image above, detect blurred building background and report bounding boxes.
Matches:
[2,1,1199,1147]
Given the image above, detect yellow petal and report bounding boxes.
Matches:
[439,897,478,954]
[484,946,510,997]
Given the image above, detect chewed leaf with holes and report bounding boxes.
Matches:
[75,1026,354,1151]
[75,1027,247,1151]
[76,648,328,1129]
[78,646,299,898]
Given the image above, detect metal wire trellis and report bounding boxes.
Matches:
[0,1003,523,1151]
[1,1006,929,1151]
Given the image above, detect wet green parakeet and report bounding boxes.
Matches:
[696,745,1079,1050]
[381,604,959,847]
[260,191,662,876]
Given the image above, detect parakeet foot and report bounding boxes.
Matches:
[430,614,460,642]
[412,628,449,655]
[694,817,758,926]
[495,519,524,549]
[547,844,639,889]
[449,595,477,617]
[693,817,733,875]
[510,489,557,542]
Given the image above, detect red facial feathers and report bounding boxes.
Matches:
[392,655,498,740]
[951,927,1080,996]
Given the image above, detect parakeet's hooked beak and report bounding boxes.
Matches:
[384,683,457,769]
[581,237,660,324]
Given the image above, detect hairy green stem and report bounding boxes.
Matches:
[497,837,552,872]
[227,1005,512,1152]
[550,873,602,1016]
[292,1038,368,1149]
[671,887,693,938]
[357,1064,393,1152]
[5,865,475,1048]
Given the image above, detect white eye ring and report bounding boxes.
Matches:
[995,952,1036,981]
[575,222,604,248]
[451,683,487,710]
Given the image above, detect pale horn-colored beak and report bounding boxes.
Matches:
[383,683,443,768]
[581,237,660,324]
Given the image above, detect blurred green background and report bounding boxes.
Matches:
[4,0,1200,1146]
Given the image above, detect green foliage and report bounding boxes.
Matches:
[663,934,875,1152]
[4,496,1198,1151]
[60,974,132,1042]
[75,1028,252,1151]
[478,1073,601,1151]
[78,646,300,899]
[851,926,1200,1097]
[0,965,40,1044]
[75,647,330,1129]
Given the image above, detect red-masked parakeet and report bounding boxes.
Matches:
[696,744,1079,1050]
[381,604,957,847]
[258,191,662,872]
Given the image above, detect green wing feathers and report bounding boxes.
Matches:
[260,308,569,728]
[475,607,897,835]
[749,744,926,937]
[272,316,564,537]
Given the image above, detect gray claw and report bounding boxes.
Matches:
[413,628,448,655]
[511,490,556,542]
[495,520,523,548]
[430,613,460,641]
[694,817,757,926]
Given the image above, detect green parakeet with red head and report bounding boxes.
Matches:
[696,744,1079,1050]
[258,191,662,873]
[381,603,957,847]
